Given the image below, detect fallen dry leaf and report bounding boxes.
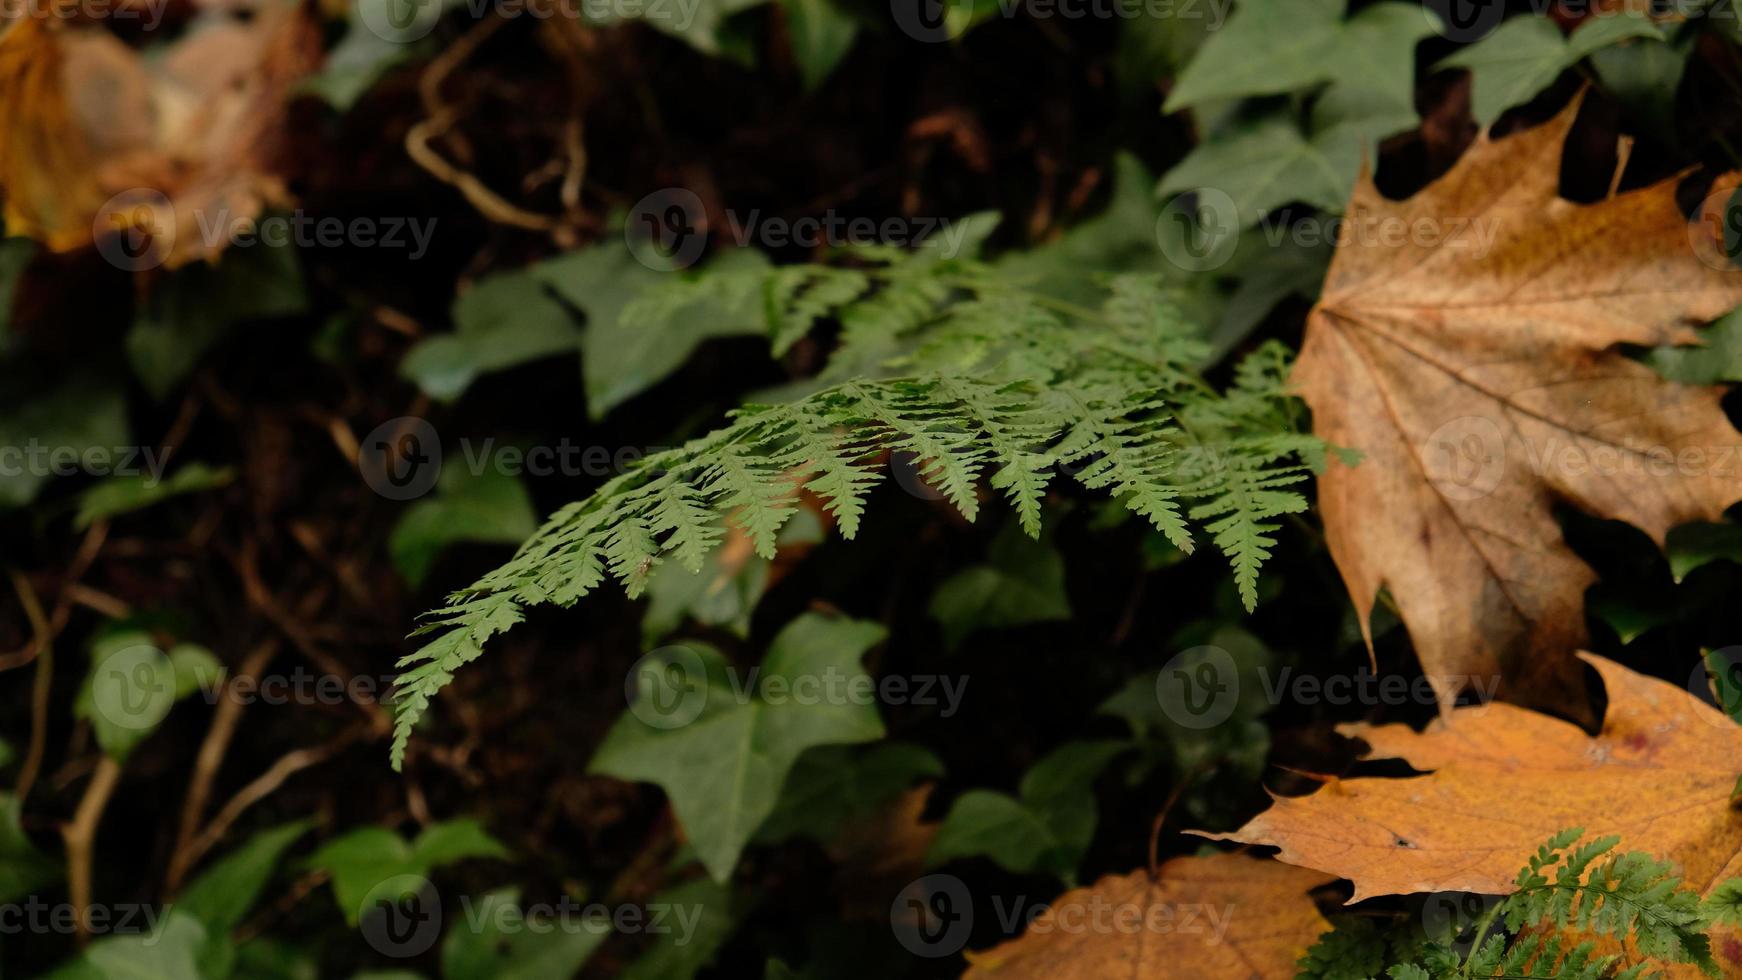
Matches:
[0,4,318,266]
[1292,95,1742,711]
[960,852,1332,980]
[1203,652,1742,974]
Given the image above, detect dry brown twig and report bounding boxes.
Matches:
[8,568,54,805]
[165,638,283,895]
[405,14,576,236]
[61,756,122,946]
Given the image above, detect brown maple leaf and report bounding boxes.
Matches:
[960,852,1332,980]
[0,5,318,267]
[1292,96,1742,711]
[1203,653,1742,972]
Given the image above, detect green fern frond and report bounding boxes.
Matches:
[767,266,871,356]
[1379,829,1718,980]
[388,254,1321,769]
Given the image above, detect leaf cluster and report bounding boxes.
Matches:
[390,245,1323,767]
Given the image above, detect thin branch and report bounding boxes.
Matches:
[177,729,363,877]
[62,756,123,946]
[164,640,281,896]
[9,569,53,804]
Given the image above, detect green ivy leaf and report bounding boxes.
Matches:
[231,938,320,980]
[781,0,857,89]
[1158,112,1358,228]
[390,465,538,587]
[43,911,210,980]
[298,0,466,111]
[925,740,1126,883]
[302,819,509,925]
[0,792,58,904]
[0,372,128,509]
[441,888,608,980]
[535,245,768,419]
[1648,303,1742,386]
[178,821,314,939]
[1666,521,1742,583]
[1164,0,1347,111]
[929,522,1071,650]
[590,612,887,880]
[75,632,223,761]
[619,878,743,980]
[0,236,34,336]
[402,267,583,403]
[1590,30,1689,143]
[1439,12,1662,126]
[756,742,943,845]
[75,462,234,530]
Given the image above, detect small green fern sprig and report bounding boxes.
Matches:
[1302,829,1736,980]
[390,271,1318,769]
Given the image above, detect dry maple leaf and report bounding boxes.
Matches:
[1292,95,1742,712]
[0,3,318,266]
[1202,652,1742,972]
[960,852,1332,980]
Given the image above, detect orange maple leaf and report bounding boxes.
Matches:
[960,852,1332,979]
[1203,653,1742,972]
[1293,96,1742,711]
